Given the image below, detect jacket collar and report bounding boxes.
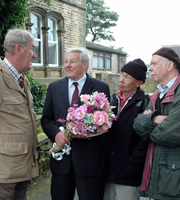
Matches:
[81,73,94,95]
[150,74,180,109]
[0,59,28,96]
[114,87,145,102]
[113,87,145,113]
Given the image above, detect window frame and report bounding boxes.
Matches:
[93,51,112,70]
[48,17,58,67]
[28,7,65,71]
[30,12,43,66]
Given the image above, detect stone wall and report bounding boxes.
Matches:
[95,73,120,95]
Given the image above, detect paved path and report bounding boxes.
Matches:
[27,171,151,200]
[27,171,51,200]
[27,171,78,200]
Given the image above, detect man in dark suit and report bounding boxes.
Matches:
[41,47,110,200]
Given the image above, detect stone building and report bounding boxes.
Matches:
[28,0,86,83]
[86,41,126,94]
[28,0,127,93]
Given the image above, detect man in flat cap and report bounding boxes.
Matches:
[134,47,180,200]
[104,59,149,200]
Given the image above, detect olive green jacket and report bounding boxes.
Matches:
[134,74,180,200]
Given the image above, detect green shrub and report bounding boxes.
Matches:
[0,0,51,56]
[25,73,47,115]
[142,77,158,93]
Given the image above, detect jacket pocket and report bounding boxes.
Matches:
[158,155,180,197]
[0,141,29,179]
[3,96,24,105]
[0,142,28,155]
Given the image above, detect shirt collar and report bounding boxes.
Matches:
[69,74,87,88]
[3,58,22,82]
[157,76,177,98]
[118,89,136,101]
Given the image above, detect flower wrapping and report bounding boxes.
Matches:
[51,91,116,153]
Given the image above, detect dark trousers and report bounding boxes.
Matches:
[0,181,29,200]
[51,168,105,200]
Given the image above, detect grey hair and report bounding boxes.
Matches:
[65,47,91,65]
[4,28,35,56]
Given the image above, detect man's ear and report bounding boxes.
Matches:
[136,80,144,88]
[14,44,23,54]
[166,61,174,72]
[83,61,89,71]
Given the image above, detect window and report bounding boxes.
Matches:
[29,7,64,69]
[48,18,58,66]
[31,13,42,65]
[93,52,111,70]
[106,54,111,69]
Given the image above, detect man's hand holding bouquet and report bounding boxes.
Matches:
[50,91,116,160]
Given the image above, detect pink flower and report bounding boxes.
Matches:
[96,124,109,133]
[67,111,75,121]
[73,105,87,120]
[80,94,91,104]
[91,92,110,111]
[93,111,109,126]
[67,121,75,131]
[53,91,116,153]
[57,118,67,123]
[72,121,88,135]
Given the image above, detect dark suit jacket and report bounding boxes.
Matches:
[41,74,110,177]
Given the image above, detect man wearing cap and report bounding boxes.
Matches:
[104,59,149,200]
[134,47,180,200]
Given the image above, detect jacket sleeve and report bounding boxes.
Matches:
[134,95,180,147]
[130,96,151,162]
[41,84,60,142]
[133,100,156,142]
[149,95,180,146]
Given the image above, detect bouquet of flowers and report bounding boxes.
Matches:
[50,91,116,160]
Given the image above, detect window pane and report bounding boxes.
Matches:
[99,57,104,69]
[33,41,41,63]
[31,13,40,39]
[93,56,98,68]
[100,53,105,57]
[48,18,56,41]
[106,57,111,69]
[31,13,42,65]
[48,43,57,64]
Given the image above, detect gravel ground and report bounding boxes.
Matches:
[27,171,51,200]
[27,171,151,200]
[27,171,78,200]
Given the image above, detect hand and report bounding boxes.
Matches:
[143,109,152,114]
[55,131,69,147]
[153,115,167,125]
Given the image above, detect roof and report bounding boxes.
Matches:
[86,41,127,55]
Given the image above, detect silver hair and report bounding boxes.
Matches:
[65,47,91,65]
[4,28,35,56]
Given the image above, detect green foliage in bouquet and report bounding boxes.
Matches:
[25,73,47,115]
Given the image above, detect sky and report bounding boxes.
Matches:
[98,0,180,64]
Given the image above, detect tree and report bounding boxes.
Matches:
[86,0,119,42]
[0,0,50,56]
